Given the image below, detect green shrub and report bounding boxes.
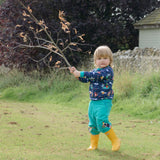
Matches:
[139,72,160,98]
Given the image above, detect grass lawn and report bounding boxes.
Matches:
[0,100,159,160]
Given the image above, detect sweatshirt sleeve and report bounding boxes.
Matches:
[78,71,90,83]
[78,67,114,83]
[82,67,113,82]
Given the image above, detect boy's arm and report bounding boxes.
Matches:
[69,67,90,83]
[82,68,113,82]
[69,67,113,83]
[79,72,90,83]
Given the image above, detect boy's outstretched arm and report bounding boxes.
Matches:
[69,67,90,83]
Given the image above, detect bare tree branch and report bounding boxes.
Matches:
[17,0,75,68]
[15,43,64,58]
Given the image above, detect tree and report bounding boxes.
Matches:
[0,0,160,71]
[59,0,160,51]
[0,0,86,71]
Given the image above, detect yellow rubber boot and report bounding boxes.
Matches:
[105,128,121,151]
[87,134,99,151]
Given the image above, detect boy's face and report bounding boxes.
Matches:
[95,57,110,68]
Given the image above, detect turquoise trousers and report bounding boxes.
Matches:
[88,99,112,135]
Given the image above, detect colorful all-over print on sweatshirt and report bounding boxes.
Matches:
[79,66,114,100]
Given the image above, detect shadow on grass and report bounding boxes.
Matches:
[95,149,141,160]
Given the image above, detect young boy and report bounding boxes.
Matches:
[69,45,121,151]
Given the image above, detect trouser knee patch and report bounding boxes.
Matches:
[102,122,111,128]
[98,121,112,133]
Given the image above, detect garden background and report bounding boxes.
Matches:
[0,0,160,160]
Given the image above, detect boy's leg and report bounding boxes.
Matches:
[96,99,112,133]
[87,101,100,150]
[95,100,121,151]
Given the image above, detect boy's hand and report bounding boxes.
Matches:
[69,67,80,78]
[69,67,76,73]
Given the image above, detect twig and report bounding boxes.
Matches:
[15,43,64,58]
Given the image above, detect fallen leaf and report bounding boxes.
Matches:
[142,153,151,156]
[148,133,156,136]
[28,126,34,129]
[9,122,17,125]
[81,121,87,124]
[113,122,122,125]
[4,112,10,115]
[36,133,42,136]
[125,125,136,128]
[20,110,25,114]
[130,120,146,123]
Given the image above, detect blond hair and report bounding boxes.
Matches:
[94,45,113,67]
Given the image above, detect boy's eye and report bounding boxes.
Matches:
[97,57,109,60]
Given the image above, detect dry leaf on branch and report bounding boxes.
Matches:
[73,28,77,34]
[44,44,56,51]
[22,10,30,17]
[19,32,25,38]
[27,6,32,13]
[38,20,45,26]
[15,24,23,28]
[49,56,52,62]
[58,11,66,22]
[29,26,34,30]
[55,61,61,68]
[70,42,77,46]
[59,10,70,33]
[78,34,85,41]
[55,61,61,65]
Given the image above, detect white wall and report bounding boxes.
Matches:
[139,28,160,49]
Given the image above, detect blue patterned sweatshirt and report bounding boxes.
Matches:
[79,66,114,100]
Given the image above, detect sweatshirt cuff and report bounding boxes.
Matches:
[80,71,84,77]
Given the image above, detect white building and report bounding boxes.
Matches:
[134,8,160,49]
